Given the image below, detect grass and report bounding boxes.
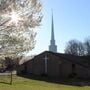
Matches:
[0,75,89,90]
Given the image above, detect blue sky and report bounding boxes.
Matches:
[29,0,90,55]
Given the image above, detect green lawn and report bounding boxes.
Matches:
[0,75,89,90]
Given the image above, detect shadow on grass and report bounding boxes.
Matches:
[17,74,89,86]
[0,81,11,85]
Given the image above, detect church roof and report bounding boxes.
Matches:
[35,51,90,68]
[20,51,90,68]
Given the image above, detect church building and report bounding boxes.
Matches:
[17,51,90,78]
[17,14,90,79]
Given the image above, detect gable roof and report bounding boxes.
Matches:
[20,51,90,68]
[43,51,89,67]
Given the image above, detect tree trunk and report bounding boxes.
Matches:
[10,71,12,85]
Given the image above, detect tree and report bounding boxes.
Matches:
[84,39,90,55]
[0,0,42,56]
[0,58,6,72]
[64,40,85,56]
[77,42,85,56]
[4,57,14,84]
[0,0,42,85]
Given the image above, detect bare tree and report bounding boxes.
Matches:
[64,40,85,56]
[77,42,85,56]
[84,39,90,55]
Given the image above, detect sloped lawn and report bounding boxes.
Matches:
[0,75,89,90]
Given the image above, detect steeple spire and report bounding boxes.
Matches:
[49,12,57,53]
[51,13,55,40]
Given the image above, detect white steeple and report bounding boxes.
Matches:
[49,13,57,53]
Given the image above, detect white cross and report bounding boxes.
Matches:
[43,55,49,74]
